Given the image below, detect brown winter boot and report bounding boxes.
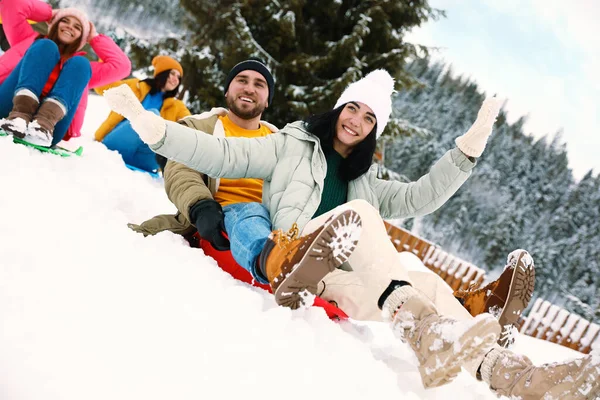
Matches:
[480,348,600,399]
[258,210,362,310]
[24,99,66,147]
[454,249,535,347]
[0,94,40,138]
[387,286,501,388]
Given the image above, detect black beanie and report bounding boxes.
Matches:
[224,58,275,105]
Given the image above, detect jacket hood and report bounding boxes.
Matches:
[187,107,279,133]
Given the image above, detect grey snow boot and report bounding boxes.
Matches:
[386,286,501,388]
[480,348,600,399]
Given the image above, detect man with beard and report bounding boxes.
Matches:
[128,58,277,253]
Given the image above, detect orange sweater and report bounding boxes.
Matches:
[213,115,273,206]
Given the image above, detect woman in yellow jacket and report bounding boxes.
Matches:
[94,55,191,173]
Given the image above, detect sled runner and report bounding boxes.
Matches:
[124,163,161,179]
[1,130,83,157]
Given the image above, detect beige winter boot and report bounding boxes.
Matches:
[24,99,66,147]
[258,210,362,310]
[480,348,600,399]
[0,94,40,138]
[455,249,535,347]
[386,286,500,388]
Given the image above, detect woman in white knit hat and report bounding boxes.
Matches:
[101,71,598,400]
[0,0,130,147]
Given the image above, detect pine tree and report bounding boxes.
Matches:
[55,0,185,67]
[386,58,600,322]
[175,0,444,127]
[60,0,185,36]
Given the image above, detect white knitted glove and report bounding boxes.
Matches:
[103,84,166,145]
[455,96,502,158]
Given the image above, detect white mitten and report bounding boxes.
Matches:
[455,96,502,158]
[103,85,166,145]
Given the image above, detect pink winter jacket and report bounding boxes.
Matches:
[0,0,131,140]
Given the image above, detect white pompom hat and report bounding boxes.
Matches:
[333,69,395,139]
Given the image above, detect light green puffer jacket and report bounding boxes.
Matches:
[152,120,475,232]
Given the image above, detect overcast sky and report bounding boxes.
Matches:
[406,0,599,180]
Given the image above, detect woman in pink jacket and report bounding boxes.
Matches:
[0,0,131,147]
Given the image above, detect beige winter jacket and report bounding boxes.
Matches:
[128,108,278,236]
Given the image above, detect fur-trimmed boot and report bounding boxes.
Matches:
[480,348,600,399]
[455,249,535,347]
[385,285,500,388]
[258,210,362,310]
[24,99,66,147]
[0,94,40,138]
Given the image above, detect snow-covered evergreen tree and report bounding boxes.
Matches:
[175,0,443,126]
[60,0,185,37]
[387,59,600,322]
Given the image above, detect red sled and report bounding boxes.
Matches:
[192,233,349,321]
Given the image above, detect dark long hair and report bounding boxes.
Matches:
[41,22,80,57]
[141,70,181,99]
[304,103,377,181]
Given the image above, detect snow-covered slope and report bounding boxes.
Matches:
[0,94,583,400]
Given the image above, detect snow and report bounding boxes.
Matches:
[0,94,587,400]
[550,309,571,334]
[329,213,362,261]
[0,117,27,135]
[581,324,600,347]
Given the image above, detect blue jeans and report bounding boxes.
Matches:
[223,202,272,284]
[0,39,91,146]
[102,108,161,173]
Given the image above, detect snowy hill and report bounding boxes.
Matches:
[0,94,584,400]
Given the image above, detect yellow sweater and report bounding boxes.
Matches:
[213,115,273,206]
